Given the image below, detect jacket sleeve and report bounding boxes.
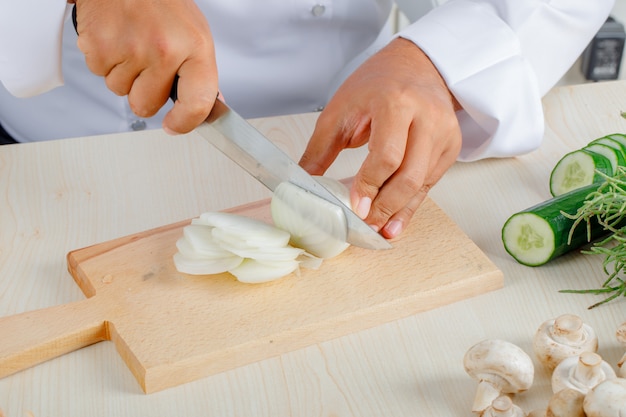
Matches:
[0,1,70,97]
[397,0,615,161]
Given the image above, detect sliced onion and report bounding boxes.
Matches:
[173,252,243,275]
[198,211,290,248]
[228,258,299,284]
[182,225,233,258]
[214,242,305,262]
[270,176,350,259]
[173,176,351,283]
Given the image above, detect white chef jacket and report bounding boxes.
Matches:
[0,0,614,161]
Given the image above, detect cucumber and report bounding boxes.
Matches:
[502,184,610,266]
[584,143,625,174]
[549,149,613,197]
[604,133,626,149]
[589,137,626,158]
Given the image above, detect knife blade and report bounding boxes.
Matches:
[196,98,392,251]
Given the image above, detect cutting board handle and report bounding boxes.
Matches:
[0,296,109,378]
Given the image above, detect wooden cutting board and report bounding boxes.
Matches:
[0,194,502,393]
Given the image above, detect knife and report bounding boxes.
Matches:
[192,95,392,251]
[71,5,390,250]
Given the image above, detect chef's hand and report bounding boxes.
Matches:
[299,38,462,239]
[71,0,218,134]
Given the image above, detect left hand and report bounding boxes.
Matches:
[299,38,463,239]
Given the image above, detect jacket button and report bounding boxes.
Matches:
[130,119,147,131]
[311,4,326,17]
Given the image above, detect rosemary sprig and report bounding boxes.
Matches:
[560,166,626,309]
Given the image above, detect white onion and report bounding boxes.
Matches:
[270,176,350,259]
[172,176,351,283]
[229,258,300,283]
[173,252,243,275]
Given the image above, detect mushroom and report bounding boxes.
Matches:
[463,339,534,413]
[524,388,585,417]
[533,314,598,371]
[480,395,525,417]
[551,351,616,395]
[616,321,626,378]
[583,377,626,417]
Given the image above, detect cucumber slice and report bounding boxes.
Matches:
[604,133,626,149]
[502,184,610,266]
[549,149,613,197]
[589,137,626,160]
[584,143,625,174]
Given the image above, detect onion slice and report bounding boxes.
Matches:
[172,176,351,283]
[270,176,351,259]
[229,259,300,283]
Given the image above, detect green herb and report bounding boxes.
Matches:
[621,111,626,120]
[561,166,626,308]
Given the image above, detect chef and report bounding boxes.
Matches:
[0,0,614,238]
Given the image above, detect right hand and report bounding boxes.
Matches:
[72,0,219,134]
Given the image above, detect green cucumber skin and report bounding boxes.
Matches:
[503,184,609,266]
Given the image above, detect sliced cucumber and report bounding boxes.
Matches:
[502,184,610,266]
[604,133,626,149]
[584,143,625,174]
[549,149,613,197]
[589,137,626,159]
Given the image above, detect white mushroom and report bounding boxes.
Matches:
[480,395,525,417]
[463,339,534,413]
[583,377,626,417]
[533,314,598,371]
[524,388,586,417]
[551,351,616,395]
[616,321,626,378]
[546,388,586,417]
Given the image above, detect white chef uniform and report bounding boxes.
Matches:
[0,0,614,161]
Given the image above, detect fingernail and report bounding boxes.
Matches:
[355,196,372,219]
[163,126,180,136]
[384,220,403,238]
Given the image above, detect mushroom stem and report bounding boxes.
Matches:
[473,380,503,413]
[552,351,616,394]
[551,314,585,344]
[572,352,604,387]
[481,395,525,417]
[533,314,598,371]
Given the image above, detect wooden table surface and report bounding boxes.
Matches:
[2,81,626,416]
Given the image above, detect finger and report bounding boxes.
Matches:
[377,130,461,238]
[364,128,432,231]
[350,108,412,219]
[299,113,355,175]
[162,58,219,134]
[104,60,142,96]
[75,20,123,77]
[127,65,176,118]
[379,189,428,239]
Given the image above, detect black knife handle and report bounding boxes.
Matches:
[72,3,78,35]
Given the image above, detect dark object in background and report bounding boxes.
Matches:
[0,123,18,145]
[581,16,626,81]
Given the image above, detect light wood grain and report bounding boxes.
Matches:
[2,82,626,416]
[1,191,501,393]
